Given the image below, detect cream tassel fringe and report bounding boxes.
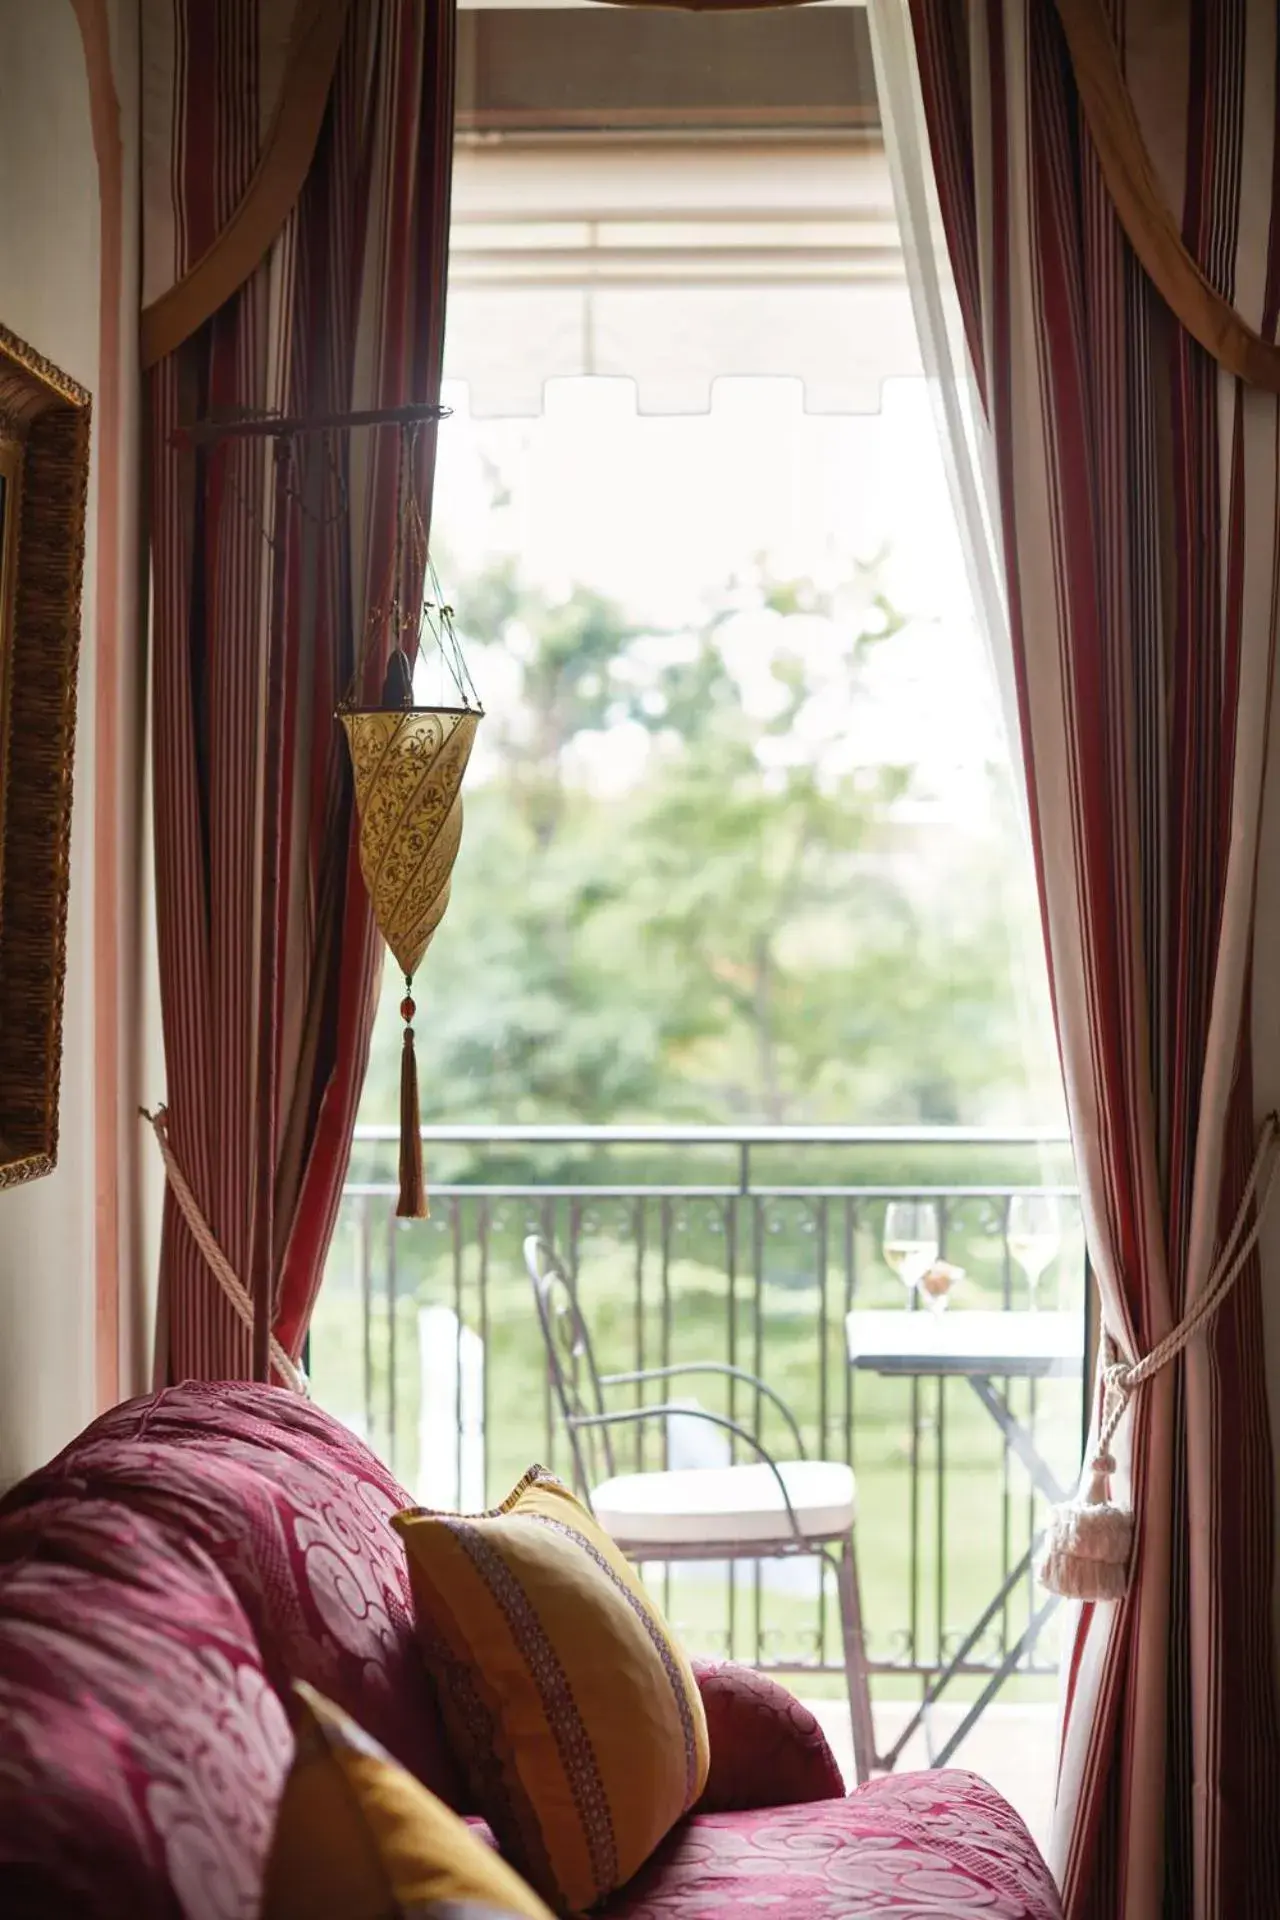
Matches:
[1038,1112,1279,1602]
[1036,1438,1132,1601]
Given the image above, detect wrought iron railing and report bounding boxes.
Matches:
[314,1125,1085,1700]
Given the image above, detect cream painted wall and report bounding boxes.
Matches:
[1252,656,1280,1678]
[101,0,156,1412]
[0,0,134,1485]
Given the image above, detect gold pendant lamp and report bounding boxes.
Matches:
[337,426,482,1217]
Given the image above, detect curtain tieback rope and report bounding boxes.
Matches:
[141,1106,307,1395]
[1038,1110,1280,1601]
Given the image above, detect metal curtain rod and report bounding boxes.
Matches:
[173,400,451,448]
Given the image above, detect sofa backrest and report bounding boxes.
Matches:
[0,1381,461,1918]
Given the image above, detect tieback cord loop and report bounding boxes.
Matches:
[1038,1111,1280,1600]
[140,1105,307,1395]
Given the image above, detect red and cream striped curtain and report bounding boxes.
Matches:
[143,0,455,1380]
[891,2,1280,1915]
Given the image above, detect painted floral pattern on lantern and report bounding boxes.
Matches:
[338,705,479,977]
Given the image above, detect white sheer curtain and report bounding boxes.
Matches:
[868,0,1064,1229]
[865,0,1021,803]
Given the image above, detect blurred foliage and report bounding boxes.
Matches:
[358,543,1060,1147]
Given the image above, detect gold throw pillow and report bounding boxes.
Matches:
[260,1681,552,1920]
[392,1467,710,1913]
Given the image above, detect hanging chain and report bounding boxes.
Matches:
[391,422,408,652]
[337,419,477,713]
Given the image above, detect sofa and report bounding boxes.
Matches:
[0,1382,1062,1918]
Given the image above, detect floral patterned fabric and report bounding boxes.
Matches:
[2,1382,461,1800]
[605,1773,1062,1919]
[0,1383,458,1917]
[690,1659,846,1813]
[0,1384,1061,1920]
[0,1494,290,1918]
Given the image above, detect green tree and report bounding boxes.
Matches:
[358,551,1049,1135]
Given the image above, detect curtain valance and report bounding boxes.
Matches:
[1054,0,1280,394]
[140,0,350,366]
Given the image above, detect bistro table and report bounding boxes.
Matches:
[845,1306,1084,1767]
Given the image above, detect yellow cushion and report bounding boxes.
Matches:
[392,1466,710,1914]
[261,1681,552,1920]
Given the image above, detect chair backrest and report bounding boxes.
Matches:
[523,1234,616,1492]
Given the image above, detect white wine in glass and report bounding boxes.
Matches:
[1007,1194,1061,1310]
[883,1200,940,1298]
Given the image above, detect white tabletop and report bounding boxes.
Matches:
[846,1308,1083,1378]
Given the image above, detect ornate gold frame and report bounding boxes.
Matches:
[0,324,90,1190]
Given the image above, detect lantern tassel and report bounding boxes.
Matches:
[398,984,427,1220]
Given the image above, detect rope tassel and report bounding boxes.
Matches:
[1038,1112,1279,1602]
[398,983,428,1219]
[1036,1441,1133,1601]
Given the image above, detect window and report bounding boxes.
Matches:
[316,8,1079,1844]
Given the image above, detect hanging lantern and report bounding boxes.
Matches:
[338,429,482,1217]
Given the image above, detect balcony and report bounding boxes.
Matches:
[312,1123,1085,1848]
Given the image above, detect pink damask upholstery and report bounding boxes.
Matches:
[0,1383,1062,1920]
[603,1772,1062,1919]
[3,1382,461,1801]
[0,1494,289,1918]
[690,1658,845,1812]
[0,1383,459,1916]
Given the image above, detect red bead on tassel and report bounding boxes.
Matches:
[397,984,427,1220]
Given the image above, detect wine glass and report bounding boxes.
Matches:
[1007,1194,1061,1310]
[883,1200,940,1300]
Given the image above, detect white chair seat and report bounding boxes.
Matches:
[590,1458,855,1549]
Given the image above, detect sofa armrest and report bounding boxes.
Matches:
[690,1660,845,1812]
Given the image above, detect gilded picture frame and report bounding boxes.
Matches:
[0,324,91,1191]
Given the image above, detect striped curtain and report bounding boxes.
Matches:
[903,2,1280,1915]
[145,0,455,1379]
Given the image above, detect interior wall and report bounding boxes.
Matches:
[1251,665,1280,1679]
[0,0,143,1487]
[80,0,154,1411]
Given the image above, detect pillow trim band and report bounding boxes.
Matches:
[433,1512,620,1894]
[524,1511,702,1814]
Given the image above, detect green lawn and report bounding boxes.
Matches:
[311,1193,1083,1712]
